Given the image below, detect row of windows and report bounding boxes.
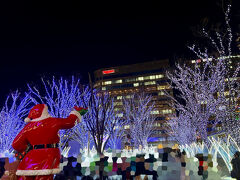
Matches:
[101,69,166,80]
[114,97,170,105]
[102,84,170,91]
[225,77,238,82]
[157,85,170,90]
[103,79,123,85]
[191,55,240,64]
[191,58,213,64]
[158,91,165,96]
[150,109,174,115]
[155,122,169,127]
[101,74,165,85]
[114,102,123,106]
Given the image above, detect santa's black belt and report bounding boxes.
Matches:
[31,143,59,150]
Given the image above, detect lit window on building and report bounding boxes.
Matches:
[200,101,207,104]
[161,109,173,114]
[114,108,121,112]
[191,60,196,64]
[138,76,144,81]
[151,110,159,114]
[133,83,139,87]
[224,91,230,96]
[157,85,170,90]
[113,126,120,130]
[103,81,112,85]
[150,75,156,80]
[125,95,131,99]
[125,78,136,82]
[216,126,222,131]
[114,102,123,106]
[202,58,212,62]
[217,55,240,60]
[117,96,122,100]
[115,79,122,83]
[158,91,165,96]
[144,76,150,80]
[156,74,164,79]
[225,77,238,82]
[116,113,123,117]
[147,87,157,91]
[144,81,156,86]
[102,87,106,90]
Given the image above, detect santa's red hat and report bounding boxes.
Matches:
[24,104,49,123]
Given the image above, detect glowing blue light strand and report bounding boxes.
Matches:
[0,91,33,154]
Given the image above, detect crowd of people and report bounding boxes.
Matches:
[1,148,236,179]
[54,147,189,180]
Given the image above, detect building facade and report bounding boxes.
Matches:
[93,59,176,144]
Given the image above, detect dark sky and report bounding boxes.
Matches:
[0,0,239,103]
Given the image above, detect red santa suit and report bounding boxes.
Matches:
[11,104,82,180]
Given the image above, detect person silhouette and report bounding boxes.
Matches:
[231,151,240,180]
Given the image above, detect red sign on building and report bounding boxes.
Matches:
[102,69,115,74]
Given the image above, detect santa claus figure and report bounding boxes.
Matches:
[12,104,87,180]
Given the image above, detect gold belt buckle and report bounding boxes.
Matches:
[53,143,56,148]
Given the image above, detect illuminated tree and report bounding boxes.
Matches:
[189,5,240,145]
[166,5,240,145]
[28,76,89,149]
[168,113,197,145]
[0,91,33,153]
[106,118,128,150]
[70,120,93,152]
[81,88,119,155]
[165,58,227,144]
[123,92,156,148]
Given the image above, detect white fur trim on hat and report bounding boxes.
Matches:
[16,168,61,176]
[70,110,82,123]
[24,117,31,123]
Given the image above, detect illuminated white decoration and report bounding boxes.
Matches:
[81,90,120,155]
[166,5,240,145]
[123,92,156,148]
[180,135,240,172]
[0,91,33,153]
[107,118,128,150]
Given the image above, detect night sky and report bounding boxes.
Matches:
[0,1,239,103]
